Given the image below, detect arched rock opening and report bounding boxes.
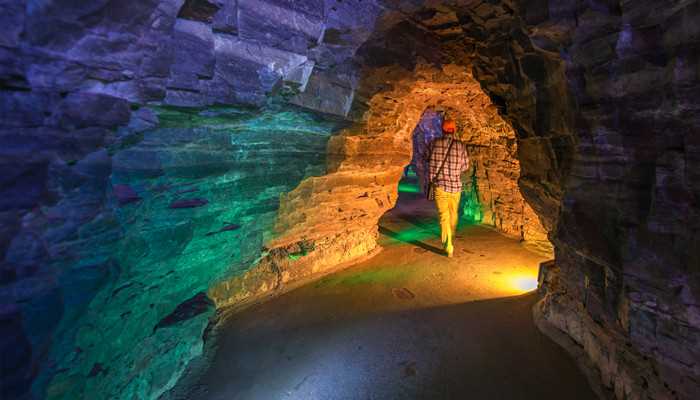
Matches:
[210,59,554,309]
[407,103,551,253]
[208,3,569,302]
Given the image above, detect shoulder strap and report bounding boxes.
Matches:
[430,137,454,182]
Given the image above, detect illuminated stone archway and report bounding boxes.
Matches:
[207,4,571,313]
[210,60,553,306]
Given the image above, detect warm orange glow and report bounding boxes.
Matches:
[457,265,541,300]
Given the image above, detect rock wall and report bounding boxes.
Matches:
[442,1,700,398]
[528,1,700,398]
[1,1,355,397]
[2,100,343,400]
[456,98,551,253]
[1,0,356,397]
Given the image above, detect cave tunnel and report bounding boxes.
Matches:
[1,1,699,400]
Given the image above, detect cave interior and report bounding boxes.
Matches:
[1,1,699,400]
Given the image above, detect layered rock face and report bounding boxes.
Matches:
[1,100,342,400]
[530,3,700,399]
[1,1,358,398]
[455,96,551,253]
[2,1,699,400]
[1,2,351,397]
[421,2,699,399]
[210,62,552,307]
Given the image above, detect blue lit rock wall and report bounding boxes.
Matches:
[1,1,369,398]
[10,104,342,400]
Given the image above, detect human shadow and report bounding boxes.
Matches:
[392,191,475,237]
[392,212,439,232]
[378,225,444,255]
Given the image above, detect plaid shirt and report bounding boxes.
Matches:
[425,136,469,193]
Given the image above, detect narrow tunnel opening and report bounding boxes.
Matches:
[377,103,552,302]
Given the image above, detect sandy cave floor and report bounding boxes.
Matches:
[165,185,597,400]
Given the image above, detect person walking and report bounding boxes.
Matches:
[424,119,469,257]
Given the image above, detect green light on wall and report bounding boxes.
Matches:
[462,172,482,223]
[398,182,420,193]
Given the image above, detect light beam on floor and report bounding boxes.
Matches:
[508,273,539,293]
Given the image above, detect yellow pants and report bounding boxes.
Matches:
[434,187,461,255]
